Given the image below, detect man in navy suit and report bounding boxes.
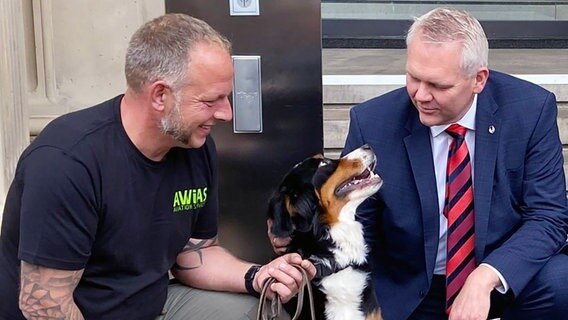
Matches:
[340,7,568,320]
[268,7,568,319]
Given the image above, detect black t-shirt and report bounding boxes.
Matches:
[0,95,218,320]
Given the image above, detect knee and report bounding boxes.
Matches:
[521,253,568,312]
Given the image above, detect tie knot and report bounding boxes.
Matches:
[446,124,467,139]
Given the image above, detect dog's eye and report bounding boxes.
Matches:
[318,159,331,168]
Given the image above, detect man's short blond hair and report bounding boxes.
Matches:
[406,7,488,77]
[125,13,232,93]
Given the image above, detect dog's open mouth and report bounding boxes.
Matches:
[335,160,382,197]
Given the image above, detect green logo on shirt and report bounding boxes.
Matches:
[173,187,208,212]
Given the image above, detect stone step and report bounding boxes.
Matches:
[321,48,568,153]
[322,73,568,185]
[323,74,568,148]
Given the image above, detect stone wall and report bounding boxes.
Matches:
[0,0,30,214]
[23,0,165,135]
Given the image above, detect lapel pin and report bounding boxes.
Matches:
[488,125,495,134]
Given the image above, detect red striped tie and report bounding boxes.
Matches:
[444,124,476,313]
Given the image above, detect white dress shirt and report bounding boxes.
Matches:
[430,95,508,293]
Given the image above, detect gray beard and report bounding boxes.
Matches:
[159,102,190,145]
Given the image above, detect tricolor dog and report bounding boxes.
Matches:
[268,145,383,320]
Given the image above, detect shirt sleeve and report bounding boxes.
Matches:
[18,146,98,270]
[480,263,509,294]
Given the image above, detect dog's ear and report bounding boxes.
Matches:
[267,192,294,238]
[268,155,324,238]
[290,190,319,233]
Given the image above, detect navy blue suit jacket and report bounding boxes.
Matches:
[344,71,568,319]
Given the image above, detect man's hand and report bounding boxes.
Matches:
[253,253,316,303]
[267,219,291,255]
[449,265,501,320]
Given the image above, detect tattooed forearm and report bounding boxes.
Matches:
[19,261,85,320]
[173,237,218,271]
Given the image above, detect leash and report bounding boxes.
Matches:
[256,264,316,320]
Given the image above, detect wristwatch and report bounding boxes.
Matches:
[244,264,262,296]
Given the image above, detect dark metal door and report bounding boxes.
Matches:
[166,0,323,263]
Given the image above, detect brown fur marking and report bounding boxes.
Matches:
[318,158,365,225]
[365,309,383,320]
[284,196,297,217]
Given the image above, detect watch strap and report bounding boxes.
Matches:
[244,264,261,297]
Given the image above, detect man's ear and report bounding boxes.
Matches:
[149,81,169,112]
[267,193,294,238]
[473,67,489,94]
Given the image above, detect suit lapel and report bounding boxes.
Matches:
[404,111,439,281]
[474,91,500,260]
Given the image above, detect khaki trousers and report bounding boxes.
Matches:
[155,283,291,320]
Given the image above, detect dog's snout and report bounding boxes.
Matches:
[358,145,375,158]
[343,145,377,165]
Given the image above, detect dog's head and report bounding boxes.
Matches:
[268,144,383,243]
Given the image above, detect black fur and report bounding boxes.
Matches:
[267,148,382,320]
[268,157,331,258]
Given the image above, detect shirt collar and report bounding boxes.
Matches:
[430,94,477,138]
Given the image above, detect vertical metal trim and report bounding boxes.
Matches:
[232,55,263,133]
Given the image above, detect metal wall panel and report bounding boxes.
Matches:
[166,0,323,263]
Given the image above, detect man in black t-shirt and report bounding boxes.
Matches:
[0,13,315,320]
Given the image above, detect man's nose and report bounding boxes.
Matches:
[214,97,233,122]
[415,82,433,102]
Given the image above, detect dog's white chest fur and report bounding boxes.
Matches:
[320,267,369,320]
[320,216,369,320]
[329,217,367,267]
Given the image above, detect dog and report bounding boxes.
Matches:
[268,144,383,320]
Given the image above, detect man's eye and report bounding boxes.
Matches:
[432,83,451,90]
[407,74,419,82]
